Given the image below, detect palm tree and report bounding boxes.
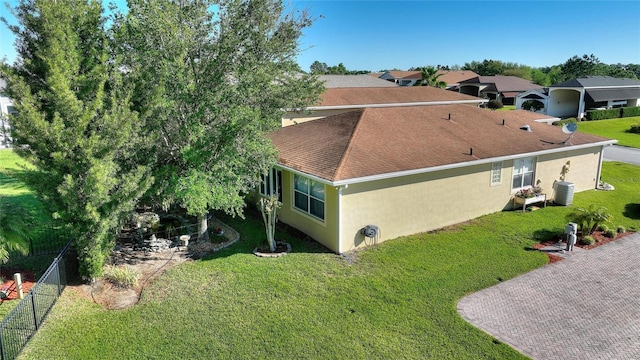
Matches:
[0,198,30,263]
[415,66,447,88]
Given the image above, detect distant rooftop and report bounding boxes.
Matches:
[319,75,398,88]
[551,76,640,88]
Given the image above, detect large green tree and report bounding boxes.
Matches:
[114,0,323,240]
[1,0,151,279]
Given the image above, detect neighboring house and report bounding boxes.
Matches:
[378,70,422,86]
[283,86,486,126]
[318,74,398,88]
[376,70,478,89]
[459,76,543,105]
[515,76,640,118]
[0,79,15,148]
[268,105,614,253]
[436,70,478,91]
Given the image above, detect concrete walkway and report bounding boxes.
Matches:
[603,145,640,165]
[457,232,640,360]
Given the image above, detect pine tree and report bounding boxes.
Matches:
[1,0,152,279]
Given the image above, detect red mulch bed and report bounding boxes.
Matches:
[0,268,36,302]
[533,231,635,264]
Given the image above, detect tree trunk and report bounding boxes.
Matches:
[198,213,209,242]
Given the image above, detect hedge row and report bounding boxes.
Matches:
[622,106,640,118]
[586,106,640,121]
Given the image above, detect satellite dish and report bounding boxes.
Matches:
[562,123,578,134]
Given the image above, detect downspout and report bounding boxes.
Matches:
[595,144,607,189]
[336,185,347,254]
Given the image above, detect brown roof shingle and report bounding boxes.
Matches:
[318,86,483,107]
[269,105,610,182]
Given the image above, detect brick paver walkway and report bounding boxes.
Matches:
[457,232,640,360]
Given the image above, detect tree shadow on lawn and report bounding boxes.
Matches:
[623,203,640,220]
[199,209,333,261]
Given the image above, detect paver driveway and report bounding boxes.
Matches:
[457,232,640,360]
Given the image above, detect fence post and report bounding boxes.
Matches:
[31,294,38,330]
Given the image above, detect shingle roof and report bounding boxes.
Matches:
[551,76,640,88]
[317,86,483,107]
[269,105,610,182]
[460,75,543,92]
[384,70,422,80]
[318,75,398,88]
[436,70,479,85]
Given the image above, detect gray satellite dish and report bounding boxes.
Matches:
[561,122,578,134]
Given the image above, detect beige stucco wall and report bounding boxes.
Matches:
[277,170,341,252]
[277,146,604,254]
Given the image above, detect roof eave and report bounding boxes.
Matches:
[301,99,486,111]
[318,140,615,186]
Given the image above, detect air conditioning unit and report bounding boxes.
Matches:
[555,181,575,206]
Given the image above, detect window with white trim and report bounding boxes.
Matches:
[512,157,535,190]
[259,169,282,201]
[490,162,502,185]
[293,174,324,220]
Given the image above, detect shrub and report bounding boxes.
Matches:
[617,226,626,233]
[621,106,640,118]
[522,100,544,112]
[103,265,140,288]
[580,235,595,245]
[597,224,609,232]
[604,229,617,238]
[565,205,613,235]
[585,108,621,121]
[486,99,504,110]
[630,124,640,134]
[553,118,578,126]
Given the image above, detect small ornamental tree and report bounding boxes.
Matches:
[487,99,504,110]
[522,100,544,112]
[258,194,281,252]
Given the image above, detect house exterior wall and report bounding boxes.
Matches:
[335,147,602,253]
[628,98,640,107]
[548,89,580,117]
[276,146,603,254]
[277,170,341,252]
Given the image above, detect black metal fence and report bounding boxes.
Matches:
[0,240,75,360]
[23,227,70,257]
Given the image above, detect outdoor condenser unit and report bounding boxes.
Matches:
[555,181,575,206]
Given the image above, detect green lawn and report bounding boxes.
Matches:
[577,116,640,148]
[13,161,640,359]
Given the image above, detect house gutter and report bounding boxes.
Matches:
[298,99,486,112]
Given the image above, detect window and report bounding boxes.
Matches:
[512,157,535,190]
[260,169,282,201]
[293,174,324,220]
[491,162,502,185]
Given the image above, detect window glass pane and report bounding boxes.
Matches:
[523,172,534,187]
[294,191,308,211]
[310,181,324,200]
[294,175,308,193]
[512,174,522,189]
[310,198,324,220]
[522,158,534,173]
[491,162,501,184]
[513,159,523,175]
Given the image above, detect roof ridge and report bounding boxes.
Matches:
[334,109,367,180]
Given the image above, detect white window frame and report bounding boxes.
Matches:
[259,168,281,201]
[293,174,325,221]
[490,161,502,186]
[512,157,536,191]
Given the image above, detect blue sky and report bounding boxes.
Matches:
[2,1,639,72]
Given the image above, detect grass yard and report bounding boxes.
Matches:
[14,161,640,359]
[577,116,640,148]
